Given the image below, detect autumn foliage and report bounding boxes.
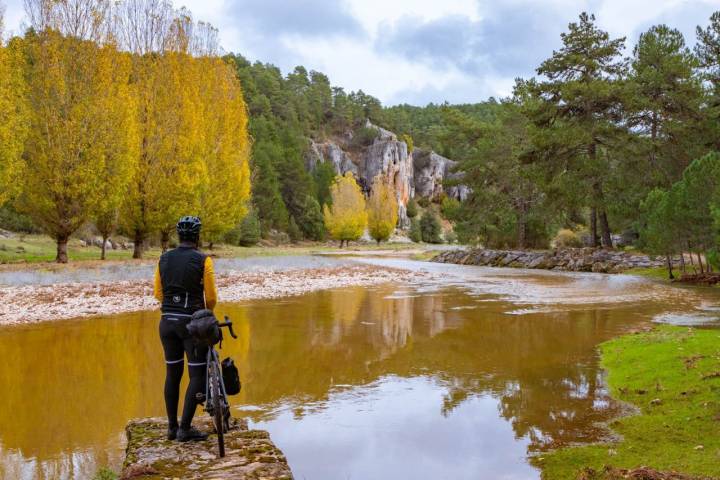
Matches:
[0,0,251,262]
[323,173,367,247]
[366,177,398,244]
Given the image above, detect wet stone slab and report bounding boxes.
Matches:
[121,417,293,480]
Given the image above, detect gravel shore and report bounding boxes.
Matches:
[0,264,418,326]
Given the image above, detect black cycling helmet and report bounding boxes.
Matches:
[176,216,202,241]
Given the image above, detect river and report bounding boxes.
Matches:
[0,257,718,479]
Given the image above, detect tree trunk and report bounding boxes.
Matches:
[689,251,697,274]
[133,229,144,259]
[160,230,170,252]
[590,208,599,248]
[665,254,674,280]
[679,253,686,274]
[101,233,108,260]
[517,203,528,250]
[56,235,69,263]
[208,242,214,250]
[697,252,704,274]
[598,210,612,249]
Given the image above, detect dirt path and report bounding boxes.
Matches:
[0,264,421,326]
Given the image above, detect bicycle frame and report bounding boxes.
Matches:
[204,347,230,413]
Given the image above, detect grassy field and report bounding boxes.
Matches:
[625,266,672,280]
[0,234,430,265]
[539,326,720,479]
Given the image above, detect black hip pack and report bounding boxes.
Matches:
[221,357,241,395]
[187,309,221,346]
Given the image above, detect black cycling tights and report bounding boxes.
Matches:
[159,315,208,429]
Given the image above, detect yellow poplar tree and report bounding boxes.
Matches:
[17,31,136,262]
[367,176,398,244]
[122,51,206,257]
[196,56,251,245]
[95,50,139,259]
[323,173,367,247]
[0,36,29,206]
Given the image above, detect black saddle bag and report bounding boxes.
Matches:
[221,357,241,395]
[187,309,221,346]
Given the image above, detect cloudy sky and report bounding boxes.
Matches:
[2,0,718,105]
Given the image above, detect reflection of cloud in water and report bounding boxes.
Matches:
[251,375,538,480]
[653,312,720,326]
[358,258,716,311]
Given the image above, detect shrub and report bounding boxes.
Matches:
[409,218,422,242]
[441,197,460,220]
[401,133,414,153]
[238,209,261,246]
[297,196,325,241]
[417,197,431,208]
[420,211,442,243]
[92,468,118,480]
[552,228,583,248]
[0,205,41,233]
[406,198,418,218]
[352,126,379,148]
[287,216,302,243]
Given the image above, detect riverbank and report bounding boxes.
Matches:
[432,247,666,274]
[539,325,720,479]
[0,263,422,325]
[121,416,292,479]
[0,232,431,265]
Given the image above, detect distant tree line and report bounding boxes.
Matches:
[383,12,720,277]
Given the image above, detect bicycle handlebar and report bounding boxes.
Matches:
[218,315,237,339]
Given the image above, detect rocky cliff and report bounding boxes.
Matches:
[305,121,468,228]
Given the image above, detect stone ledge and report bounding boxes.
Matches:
[121,417,293,480]
[432,247,667,273]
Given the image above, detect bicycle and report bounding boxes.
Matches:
[197,315,237,458]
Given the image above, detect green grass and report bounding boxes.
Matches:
[625,266,672,280]
[0,234,427,265]
[539,326,720,479]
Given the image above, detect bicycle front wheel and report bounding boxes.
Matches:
[210,361,225,458]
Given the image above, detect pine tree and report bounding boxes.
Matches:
[420,211,442,244]
[626,25,704,187]
[251,140,289,234]
[297,195,325,241]
[237,208,261,246]
[525,12,626,248]
[323,173,367,247]
[367,177,398,244]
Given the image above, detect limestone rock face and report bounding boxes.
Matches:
[304,122,468,229]
[121,416,293,480]
[305,140,357,177]
[412,149,469,201]
[361,133,414,228]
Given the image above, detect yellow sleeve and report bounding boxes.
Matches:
[204,256,217,310]
[153,264,163,303]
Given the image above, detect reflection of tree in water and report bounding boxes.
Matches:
[380,307,641,452]
[226,286,648,453]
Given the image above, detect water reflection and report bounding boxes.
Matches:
[0,269,713,479]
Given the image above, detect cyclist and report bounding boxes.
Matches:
[153,216,217,442]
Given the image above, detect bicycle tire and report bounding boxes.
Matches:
[211,361,225,458]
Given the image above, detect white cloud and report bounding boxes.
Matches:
[2,0,719,105]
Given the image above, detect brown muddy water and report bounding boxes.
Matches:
[1,258,719,480]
